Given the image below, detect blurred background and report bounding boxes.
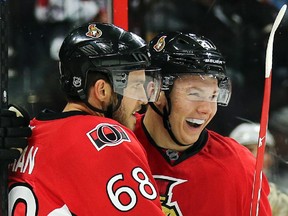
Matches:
[4,0,288,192]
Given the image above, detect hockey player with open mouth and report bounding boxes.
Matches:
[134,31,272,216]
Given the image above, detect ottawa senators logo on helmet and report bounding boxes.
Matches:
[153,35,167,52]
[87,123,131,151]
[86,24,102,38]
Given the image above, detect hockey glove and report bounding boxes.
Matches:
[0,104,32,160]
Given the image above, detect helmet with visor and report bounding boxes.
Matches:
[149,31,231,106]
[59,22,162,112]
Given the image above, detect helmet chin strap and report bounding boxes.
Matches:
[107,94,123,118]
[77,88,123,118]
[162,104,191,147]
[148,102,163,117]
[150,92,193,147]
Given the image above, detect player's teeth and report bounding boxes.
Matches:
[187,119,204,124]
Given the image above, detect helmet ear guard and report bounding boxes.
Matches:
[59,61,88,101]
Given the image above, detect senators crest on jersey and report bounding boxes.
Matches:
[153,175,187,216]
[87,123,131,151]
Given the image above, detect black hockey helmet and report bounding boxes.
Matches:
[149,31,231,106]
[59,22,161,105]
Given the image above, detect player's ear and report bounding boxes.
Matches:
[93,79,112,102]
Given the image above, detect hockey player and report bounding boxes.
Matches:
[8,23,164,215]
[134,32,272,215]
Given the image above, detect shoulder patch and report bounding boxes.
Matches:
[87,123,131,151]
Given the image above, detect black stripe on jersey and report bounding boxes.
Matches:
[141,116,208,166]
[36,109,89,120]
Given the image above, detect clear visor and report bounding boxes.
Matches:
[172,73,231,106]
[112,68,162,102]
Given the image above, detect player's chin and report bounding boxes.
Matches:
[181,130,201,145]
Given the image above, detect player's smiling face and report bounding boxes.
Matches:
[168,74,218,145]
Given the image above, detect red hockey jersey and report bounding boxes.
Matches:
[8,111,164,215]
[134,113,272,216]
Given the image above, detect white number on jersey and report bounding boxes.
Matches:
[9,167,158,214]
[9,183,37,216]
[107,167,158,211]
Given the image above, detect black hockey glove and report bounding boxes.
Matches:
[0,104,32,161]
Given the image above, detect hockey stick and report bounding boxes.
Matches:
[250,4,287,216]
[0,0,9,215]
